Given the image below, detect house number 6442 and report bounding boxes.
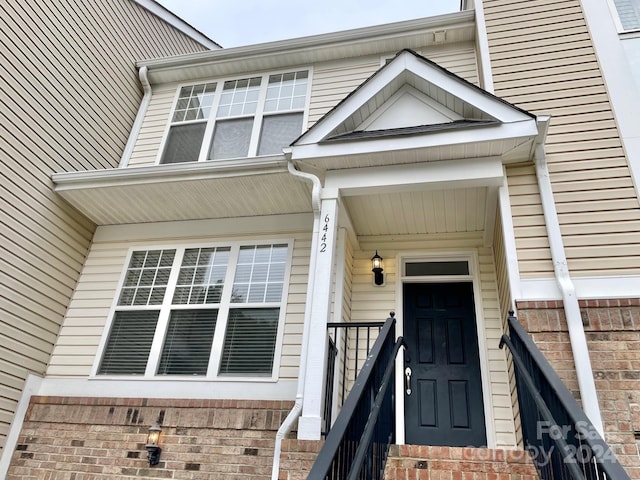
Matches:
[320,214,330,252]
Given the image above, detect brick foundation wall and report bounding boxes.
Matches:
[516,299,640,478]
[8,396,293,479]
[278,439,323,480]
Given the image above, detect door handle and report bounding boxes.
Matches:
[404,366,412,395]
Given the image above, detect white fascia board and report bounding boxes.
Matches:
[324,157,504,196]
[520,275,640,301]
[291,120,538,160]
[137,11,474,71]
[53,156,289,191]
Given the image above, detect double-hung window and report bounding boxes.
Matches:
[97,243,290,379]
[161,70,309,164]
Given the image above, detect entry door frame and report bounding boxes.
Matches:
[394,250,496,448]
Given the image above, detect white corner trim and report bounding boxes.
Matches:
[474,0,495,93]
[581,0,640,200]
[0,374,43,479]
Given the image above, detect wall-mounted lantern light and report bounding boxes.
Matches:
[371,251,384,286]
[145,422,162,466]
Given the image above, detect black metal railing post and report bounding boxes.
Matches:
[308,314,402,480]
[500,312,631,480]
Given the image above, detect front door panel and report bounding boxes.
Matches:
[403,282,486,446]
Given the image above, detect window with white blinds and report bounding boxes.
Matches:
[160,70,309,164]
[97,242,289,379]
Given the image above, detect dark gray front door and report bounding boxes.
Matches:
[403,282,486,446]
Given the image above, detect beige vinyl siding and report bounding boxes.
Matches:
[0,0,209,451]
[350,234,517,448]
[48,227,311,382]
[308,45,479,127]
[506,164,554,277]
[492,212,523,445]
[485,0,640,278]
[127,86,177,167]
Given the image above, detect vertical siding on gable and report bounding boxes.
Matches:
[0,0,208,451]
[485,0,640,277]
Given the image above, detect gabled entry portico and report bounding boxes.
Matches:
[289,49,542,445]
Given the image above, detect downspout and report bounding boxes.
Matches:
[534,117,604,435]
[119,66,151,167]
[271,158,322,480]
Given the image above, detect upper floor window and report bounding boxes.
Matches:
[161,70,309,164]
[97,242,290,379]
[611,0,640,31]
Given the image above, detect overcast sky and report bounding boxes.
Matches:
[156,0,462,48]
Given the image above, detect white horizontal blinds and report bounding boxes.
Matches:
[614,0,640,30]
[162,83,216,164]
[99,311,159,374]
[258,71,308,155]
[157,309,218,375]
[99,250,175,374]
[218,245,287,375]
[219,308,279,375]
[157,246,229,375]
[98,243,288,378]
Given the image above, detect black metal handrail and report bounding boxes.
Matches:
[308,314,403,480]
[500,313,631,480]
[327,321,385,405]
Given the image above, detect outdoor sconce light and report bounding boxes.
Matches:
[145,422,162,466]
[371,250,384,286]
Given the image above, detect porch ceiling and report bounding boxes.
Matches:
[343,186,489,237]
[53,159,312,225]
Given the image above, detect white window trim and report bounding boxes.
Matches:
[156,68,312,165]
[91,239,293,382]
[607,0,640,33]
[393,250,497,448]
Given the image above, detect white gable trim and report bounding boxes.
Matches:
[294,50,535,147]
[291,120,538,161]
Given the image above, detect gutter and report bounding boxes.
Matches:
[534,117,604,435]
[119,66,152,168]
[271,158,322,480]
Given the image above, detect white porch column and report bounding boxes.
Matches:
[298,194,340,440]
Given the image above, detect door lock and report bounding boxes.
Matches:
[404,366,412,395]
